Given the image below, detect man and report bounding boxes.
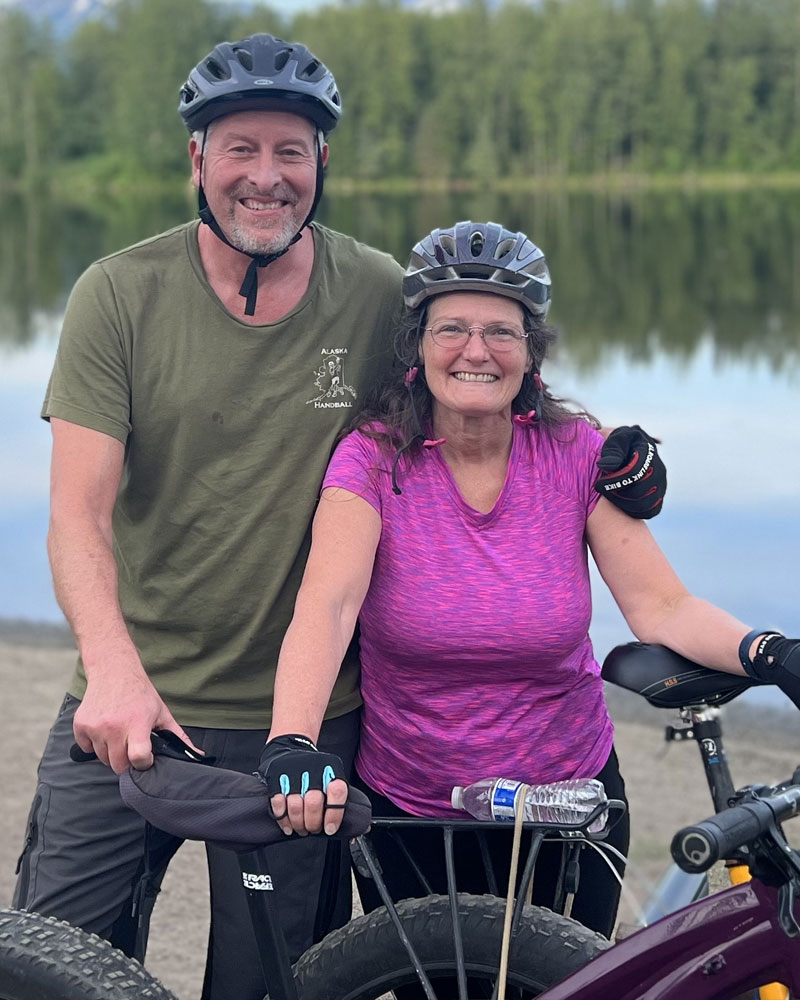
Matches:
[14,34,403,1000]
[14,31,668,1000]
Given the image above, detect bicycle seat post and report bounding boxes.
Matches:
[236,848,299,1000]
[678,706,736,813]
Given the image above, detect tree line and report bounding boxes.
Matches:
[1,0,799,190]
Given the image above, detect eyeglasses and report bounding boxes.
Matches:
[425,320,529,353]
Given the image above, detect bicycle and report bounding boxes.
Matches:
[603,642,797,1000]
[0,745,614,1000]
[2,728,799,1000]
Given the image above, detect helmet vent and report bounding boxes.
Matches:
[438,234,456,259]
[206,58,230,81]
[495,237,515,259]
[301,59,321,79]
[234,48,254,71]
[469,232,485,257]
[274,48,291,71]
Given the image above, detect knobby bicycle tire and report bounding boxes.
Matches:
[0,909,177,1000]
[293,893,610,1000]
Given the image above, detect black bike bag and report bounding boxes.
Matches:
[119,755,371,852]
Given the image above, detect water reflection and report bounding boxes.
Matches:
[325,188,800,373]
[3,188,799,373]
[0,190,193,346]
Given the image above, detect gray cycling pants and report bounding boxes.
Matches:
[13,693,359,1000]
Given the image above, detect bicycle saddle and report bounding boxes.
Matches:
[601,642,760,709]
[119,755,372,852]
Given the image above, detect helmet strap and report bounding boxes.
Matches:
[196,126,326,316]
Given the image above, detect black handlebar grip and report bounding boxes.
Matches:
[671,800,777,873]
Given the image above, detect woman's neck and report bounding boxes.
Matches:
[433,410,514,465]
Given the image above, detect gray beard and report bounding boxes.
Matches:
[228,214,299,257]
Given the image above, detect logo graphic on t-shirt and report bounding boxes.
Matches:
[306,348,356,408]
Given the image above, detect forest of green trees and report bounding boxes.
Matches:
[1,0,799,192]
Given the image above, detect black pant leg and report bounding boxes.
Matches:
[195,710,360,1000]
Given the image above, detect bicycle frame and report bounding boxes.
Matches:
[537,877,800,1000]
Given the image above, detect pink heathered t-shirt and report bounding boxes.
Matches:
[322,418,613,817]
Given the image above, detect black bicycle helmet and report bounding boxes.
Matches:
[179,33,341,135]
[403,221,552,318]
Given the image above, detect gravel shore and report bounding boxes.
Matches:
[1,621,796,999]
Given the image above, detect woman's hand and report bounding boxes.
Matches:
[256,734,349,836]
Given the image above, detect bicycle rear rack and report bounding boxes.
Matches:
[239,803,625,1000]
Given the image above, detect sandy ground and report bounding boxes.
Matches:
[0,624,797,999]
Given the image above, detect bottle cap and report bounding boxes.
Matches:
[451,786,464,810]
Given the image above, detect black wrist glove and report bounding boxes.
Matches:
[595,425,667,519]
[255,734,346,798]
[742,632,800,711]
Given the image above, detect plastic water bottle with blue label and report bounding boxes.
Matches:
[451,777,608,833]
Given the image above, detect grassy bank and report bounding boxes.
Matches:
[8,165,800,203]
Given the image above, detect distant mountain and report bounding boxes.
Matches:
[2,0,114,37]
[2,0,503,38]
[2,0,323,37]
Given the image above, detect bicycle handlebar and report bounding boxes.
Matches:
[670,785,800,874]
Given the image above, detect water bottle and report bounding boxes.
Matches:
[451,777,608,833]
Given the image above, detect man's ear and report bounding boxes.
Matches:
[189,137,202,189]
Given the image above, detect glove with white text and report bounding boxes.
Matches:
[740,632,800,711]
[595,425,666,519]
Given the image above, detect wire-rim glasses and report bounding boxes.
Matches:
[425,320,529,353]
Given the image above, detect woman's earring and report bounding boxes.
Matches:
[514,373,544,425]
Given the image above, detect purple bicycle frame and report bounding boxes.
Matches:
[538,878,800,1000]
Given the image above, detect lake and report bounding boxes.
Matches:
[1,186,798,710]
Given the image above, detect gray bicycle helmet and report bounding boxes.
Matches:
[403,221,552,318]
[179,33,341,135]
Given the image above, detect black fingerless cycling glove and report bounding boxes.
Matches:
[741,632,800,711]
[594,425,667,519]
[255,734,346,797]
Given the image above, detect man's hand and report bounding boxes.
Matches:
[746,633,800,681]
[595,425,666,519]
[741,632,800,711]
[73,655,201,774]
[256,734,348,837]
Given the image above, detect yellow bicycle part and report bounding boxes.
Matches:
[727,863,789,1000]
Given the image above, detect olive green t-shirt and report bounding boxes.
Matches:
[42,221,403,728]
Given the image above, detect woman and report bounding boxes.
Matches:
[258,221,798,937]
